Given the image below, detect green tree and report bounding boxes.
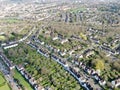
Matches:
[107,37,113,43]
[95,60,105,71]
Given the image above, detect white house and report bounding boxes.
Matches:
[99,80,106,86]
[52,36,59,41]
[61,39,68,44]
[111,78,120,87]
[3,43,18,49]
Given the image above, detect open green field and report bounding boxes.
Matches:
[13,68,33,90]
[0,73,11,90]
[0,18,20,24]
[69,7,87,13]
[0,83,11,90]
[0,75,5,84]
[0,35,6,41]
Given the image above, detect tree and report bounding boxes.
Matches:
[107,37,113,43]
[34,70,38,76]
[94,60,105,71]
[113,61,120,72]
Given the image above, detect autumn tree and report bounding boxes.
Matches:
[92,59,105,71]
[95,60,105,71]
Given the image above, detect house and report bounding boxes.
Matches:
[51,32,59,41]
[52,47,58,52]
[34,84,44,90]
[58,34,64,40]
[71,35,81,40]
[41,42,45,45]
[92,73,99,81]
[20,70,24,75]
[73,67,79,72]
[0,32,4,35]
[1,43,6,46]
[91,69,96,75]
[70,45,81,52]
[45,30,51,35]
[9,66,15,70]
[87,69,92,74]
[59,49,67,56]
[77,54,82,58]
[86,82,93,90]
[83,49,95,57]
[115,44,120,54]
[61,39,68,44]
[59,51,66,56]
[79,77,86,83]
[15,66,44,90]
[52,36,59,41]
[3,43,18,49]
[64,62,69,67]
[0,55,15,70]
[99,80,106,86]
[90,38,100,44]
[16,65,24,71]
[96,69,101,75]
[69,50,75,55]
[74,60,79,66]
[29,78,36,86]
[111,78,120,87]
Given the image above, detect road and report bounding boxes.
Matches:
[0,58,19,90]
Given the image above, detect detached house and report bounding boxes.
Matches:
[111,78,120,87]
[83,49,95,57]
[52,36,59,41]
[61,39,68,44]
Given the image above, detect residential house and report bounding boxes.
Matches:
[52,36,59,41]
[115,44,120,54]
[45,30,51,35]
[61,39,68,44]
[51,32,59,41]
[0,55,14,70]
[58,34,64,40]
[83,49,95,57]
[59,49,67,56]
[99,80,106,86]
[111,78,120,87]
[69,50,75,55]
[3,43,18,49]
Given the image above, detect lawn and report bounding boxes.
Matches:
[0,18,20,24]
[69,7,87,13]
[0,75,5,85]
[0,35,6,41]
[0,73,11,90]
[0,83,11,90]
[13,68,33,90]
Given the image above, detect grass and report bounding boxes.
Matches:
[69,7,87,13]
[13,68,33,90]
[0,35,6,41]
[0,83,11,90]
[0,73,11,90]
[0,75,5,84]
[0,18,20,24]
